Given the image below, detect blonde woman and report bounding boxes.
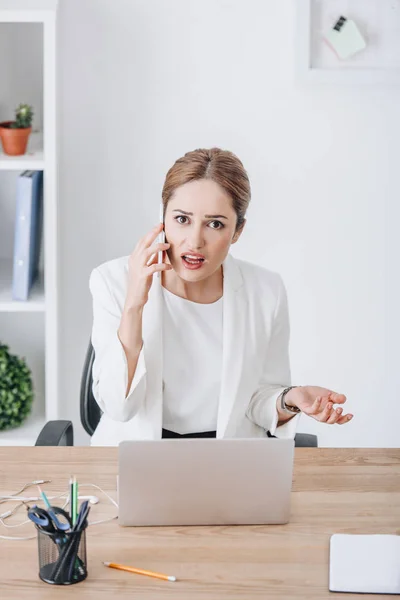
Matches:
[89,148,353,446]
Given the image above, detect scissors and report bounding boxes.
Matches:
[26,505,72,543]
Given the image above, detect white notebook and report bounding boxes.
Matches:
[329,534,400,594]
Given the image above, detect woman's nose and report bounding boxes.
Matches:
[187,228,204,249]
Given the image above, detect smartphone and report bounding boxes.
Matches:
[157,203,165,278]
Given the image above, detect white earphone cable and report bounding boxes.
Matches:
[0,480,51,506]
[77,483,119,508]
[0,534,37,541]
[0,480,118,540]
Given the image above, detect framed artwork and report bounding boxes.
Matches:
[296,0,400,84]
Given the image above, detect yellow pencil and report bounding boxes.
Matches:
[103,561,177,582]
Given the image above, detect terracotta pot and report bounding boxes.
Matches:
[0,121,32,156]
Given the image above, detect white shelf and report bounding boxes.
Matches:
[0,1,58,24]
[0,412,45,446]
[0,257,45,312]
[0,131,44,171]
[0,4,58,444]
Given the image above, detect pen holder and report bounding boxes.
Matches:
[36,523,88,585]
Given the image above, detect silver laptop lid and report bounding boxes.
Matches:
[118,438,294,526]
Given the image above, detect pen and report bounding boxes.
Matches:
[51,501,90,582]
[72,476,78,526]
[37,485,51,509]
[74,500,90,531]
[103,561,177,582]
[67,501,90,580]
[71,476,75,525]
[69,476,74,520]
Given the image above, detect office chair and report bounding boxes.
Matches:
[35,341,318,447]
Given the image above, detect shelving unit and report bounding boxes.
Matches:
[0,131,44,170]
[0,0,58,445]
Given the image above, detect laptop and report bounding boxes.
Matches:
[118,438,295,526]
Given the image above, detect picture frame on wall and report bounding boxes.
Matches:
[295,0,400,84]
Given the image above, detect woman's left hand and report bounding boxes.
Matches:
[286,386,353,425]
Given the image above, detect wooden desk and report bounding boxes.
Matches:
[0,447,399,599]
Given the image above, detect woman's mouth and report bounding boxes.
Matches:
[181,255,205,270]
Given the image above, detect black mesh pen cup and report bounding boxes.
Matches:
[36,522,88,585]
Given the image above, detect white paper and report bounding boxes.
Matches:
[329,533,400,594]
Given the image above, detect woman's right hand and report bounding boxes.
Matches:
[124,223,172,311]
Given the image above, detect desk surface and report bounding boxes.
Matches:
[0,447,399,599]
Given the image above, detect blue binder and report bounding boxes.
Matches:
[12,170,44,301]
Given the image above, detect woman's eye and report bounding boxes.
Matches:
[209,220,224,230]
[174,216,224,229]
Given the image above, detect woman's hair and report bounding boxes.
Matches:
[162,147,251,232]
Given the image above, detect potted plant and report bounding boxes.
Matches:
[0,103,34,156]
[0,343,33,431]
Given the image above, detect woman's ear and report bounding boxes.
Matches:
[231,219,246,244]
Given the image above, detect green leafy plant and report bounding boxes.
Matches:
[9,103,34,129]
[0,343,33,430]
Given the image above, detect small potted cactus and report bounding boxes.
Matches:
[0,103,34,156]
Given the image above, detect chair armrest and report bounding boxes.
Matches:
[294,433,318,447]
[35,420,74,446]
[267,430,318,447]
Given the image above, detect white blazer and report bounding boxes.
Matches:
[88,253,300,446]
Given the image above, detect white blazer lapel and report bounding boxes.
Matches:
[141,276,164,437]
[217,254,249,438]
[141,257,249,439]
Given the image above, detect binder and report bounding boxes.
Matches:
[12,170,43,301]
[329,533,400,594]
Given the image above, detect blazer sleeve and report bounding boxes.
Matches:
[245,274,301,438]
[89,267,147,422]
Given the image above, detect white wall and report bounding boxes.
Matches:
[57,0,400,447]
[0,23,43,130]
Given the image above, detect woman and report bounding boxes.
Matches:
[89,148,353,446]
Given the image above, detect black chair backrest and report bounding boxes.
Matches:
[80,341,102,436]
